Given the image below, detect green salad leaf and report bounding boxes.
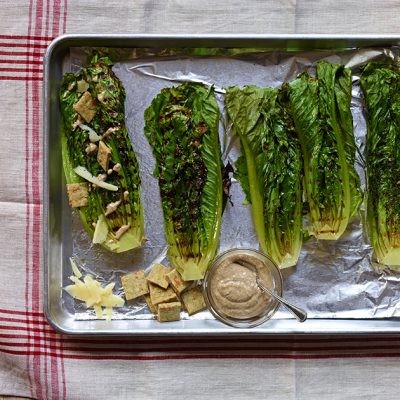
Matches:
[60,54,145,252]
[361,62,400,265]
[288,61,361,240]
[144,83,223,280]
[226,85,303,269]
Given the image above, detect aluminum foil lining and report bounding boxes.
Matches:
[64,46,400,321]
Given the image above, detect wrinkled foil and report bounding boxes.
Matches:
[64,46,400,321]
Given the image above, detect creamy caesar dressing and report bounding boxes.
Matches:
[209,254,274,319]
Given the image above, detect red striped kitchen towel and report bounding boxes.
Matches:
[2,1,400,400]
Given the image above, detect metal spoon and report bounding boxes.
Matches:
[255,276,307,323]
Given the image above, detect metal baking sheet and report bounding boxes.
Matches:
[44,34,400,335]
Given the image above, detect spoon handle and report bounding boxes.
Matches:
[257,278,307,323]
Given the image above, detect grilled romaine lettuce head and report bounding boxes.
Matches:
[226,85,303,269]
[144,83,223,281]
[60,54,145,252]
[288,61,362,240]
[361,62,400,266]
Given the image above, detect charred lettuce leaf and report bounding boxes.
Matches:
[60,54,145,252]
[144,83,223,280]
[361,62,400,265]
[288,61,361,240]
[226,85,303,269]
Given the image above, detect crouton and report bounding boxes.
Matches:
[120,270,149,301]
[144,293,157,314]
[97,140,112,171]
[146,263,170,289]
[181,286,206,316]
[73,91,97,123]
[66,182,89,207]
[157,301,181,322]
[166,269,191,294]
[148,282,178,305]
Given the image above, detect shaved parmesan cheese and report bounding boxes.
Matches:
[68,275,84,286]
[73,166,118,191]
[70,258,82,278]
[104,307,113,320]
[92,214,109,244]
[104,282,116,292]
[64,262,124,320]
[101,293,124,308]
[79,123,101,142]
[83,275,103,307]
[93,304,103,319]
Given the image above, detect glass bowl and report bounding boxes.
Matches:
[202,248,283,328]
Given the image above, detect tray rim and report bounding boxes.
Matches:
[44,33,400,336]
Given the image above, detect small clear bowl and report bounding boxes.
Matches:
[203,248,283,328]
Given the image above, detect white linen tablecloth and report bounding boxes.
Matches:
[2,1,400,399]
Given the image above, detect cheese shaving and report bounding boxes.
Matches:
[70,258,82,278]
[73,166,118,191]
[64,262,124,320]
[79,123,102,142]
